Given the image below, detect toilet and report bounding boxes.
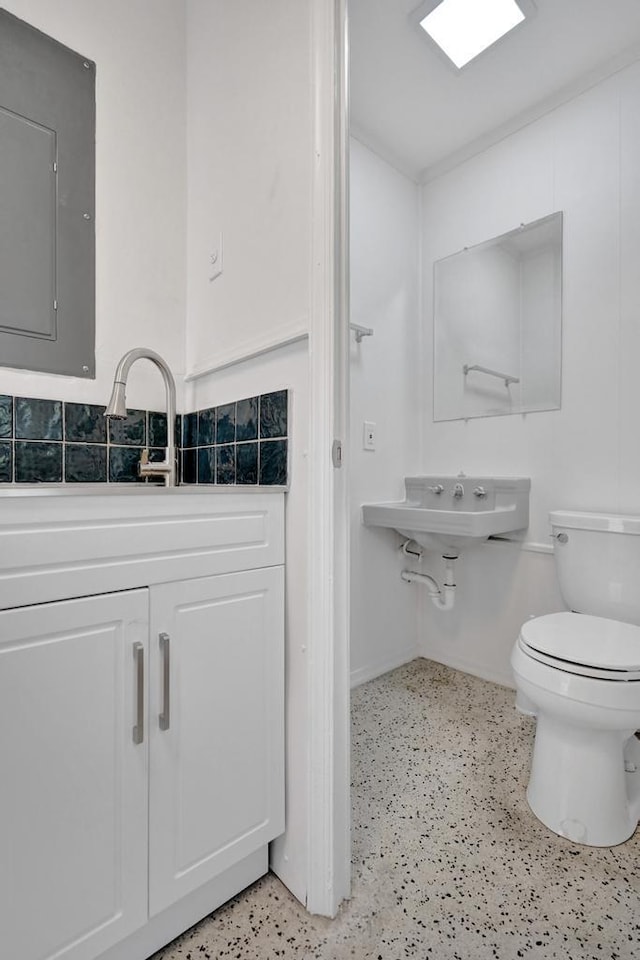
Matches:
[511,510,640,846]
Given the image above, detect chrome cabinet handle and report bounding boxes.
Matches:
[132,642,144,745]
[159,632,170,731]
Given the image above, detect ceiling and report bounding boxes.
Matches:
[349,0,640,181]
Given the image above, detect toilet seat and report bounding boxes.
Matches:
[520,612,640,681]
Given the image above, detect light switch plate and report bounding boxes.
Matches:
[363,421,376,450]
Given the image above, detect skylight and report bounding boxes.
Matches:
[419,0,526,69]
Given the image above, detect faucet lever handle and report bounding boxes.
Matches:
[550,532,568,544]
[138,449,150,476]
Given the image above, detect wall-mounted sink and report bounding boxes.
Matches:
[362,476,530,554]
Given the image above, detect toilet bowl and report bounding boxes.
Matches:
[512,511,640,846]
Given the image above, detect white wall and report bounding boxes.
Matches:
[349,138,421,686]
[0,0,187,411]
[185,0,316,906]
[185,0,312,375]
[417,60,640,686]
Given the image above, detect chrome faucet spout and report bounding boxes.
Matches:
[104,348,177,486]
[104,381,127,420]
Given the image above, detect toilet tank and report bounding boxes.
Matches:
[550,511,640,625]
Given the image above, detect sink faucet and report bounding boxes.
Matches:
[104,348,177,487]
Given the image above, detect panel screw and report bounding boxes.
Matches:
[83,61,91,69]
[82,365,89,373]
[83,213,92,220]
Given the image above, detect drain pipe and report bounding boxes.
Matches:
[401,554,457,611]
[400,538,423,561]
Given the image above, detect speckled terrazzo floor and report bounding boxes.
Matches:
[151,659,640,960]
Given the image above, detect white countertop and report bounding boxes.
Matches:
[0,483,287,497]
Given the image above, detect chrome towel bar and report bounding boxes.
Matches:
[463,363,519,387]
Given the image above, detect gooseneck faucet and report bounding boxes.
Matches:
[104,348,177,486]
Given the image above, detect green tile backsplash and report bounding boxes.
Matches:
[0,391,288,486]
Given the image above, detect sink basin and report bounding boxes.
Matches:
[362,476,530,554]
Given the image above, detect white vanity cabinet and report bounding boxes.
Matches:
[148,568,284,916]
[0,489,285,960]
[0,590,150,960]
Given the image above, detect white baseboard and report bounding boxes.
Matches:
[350,647,419,688]
[418,649,515,690]
[350,646,516,692]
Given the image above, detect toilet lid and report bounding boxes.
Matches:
[520,612,640,676]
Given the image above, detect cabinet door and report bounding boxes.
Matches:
[0,591,149,960]
[149,567,284,915]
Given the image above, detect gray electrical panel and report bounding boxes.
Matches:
[0,9,95,378]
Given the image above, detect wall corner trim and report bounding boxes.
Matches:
[304,0,351,921]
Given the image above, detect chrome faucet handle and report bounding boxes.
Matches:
[473,486,487,498]
[451,482,464,499]
[139,448,176,484]
[427,484,444,494]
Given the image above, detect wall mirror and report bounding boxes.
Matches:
[433,212,562,422]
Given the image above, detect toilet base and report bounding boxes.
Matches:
[527,716,640,846]
[515,688,537,717]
